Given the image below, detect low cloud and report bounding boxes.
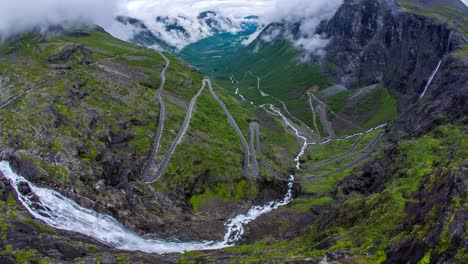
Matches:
[0,0,343,55]
[116,0,342,52]
[124,0,273,19]
[111,0,272,50]
[0,0,119,40]
[263,0,343,58]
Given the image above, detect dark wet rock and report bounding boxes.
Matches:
[319,0,466,106]
[54,242,89,260]
[17,182,32,196]
[387,165,467,263]
[336,149,393,195]
[102,160,125,187]
[100,252,117,264]
[391,55,468,138]
[10,152,40,181]
[110,132,133,144]
[0,179,6,201]
[48,44,94,66]
[69,80,90,100]
[0,256,15,264]
[241,209,316,244]
[384,238,427,264]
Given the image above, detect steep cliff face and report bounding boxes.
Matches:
[320,0,465,103]
[318,0,468,136]
[181,1,467,263]
[0,0,466,263]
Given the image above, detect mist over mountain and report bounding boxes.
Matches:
[109,11,259,51]
[111,0,344,51]
[0,0,467,263]
[0,0,344,54]
[0,0,118,40]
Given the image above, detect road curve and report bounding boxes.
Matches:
[206,79,259,178]
[309,92,364,132]
[143,80,206,183]
[302,131,384,182]
[238,71,315,136]
[308,92,322,143]
[142,76,262,182]
[141,52,170,181]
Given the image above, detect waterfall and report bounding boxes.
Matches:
[447,30,454,53]
[419,60,442,99]
[419,30,453,99]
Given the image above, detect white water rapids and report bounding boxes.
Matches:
[0,103,305,253]
[269,105,308,170]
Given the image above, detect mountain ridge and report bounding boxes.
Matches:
[0,0,466,263]
[112,11,260,52]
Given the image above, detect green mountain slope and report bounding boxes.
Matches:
[0,27,297,244]
[0,0,466,262]
[188,124,467,263]
[179,22,258,73]
[182,37,330,126]
[180,25,398,134]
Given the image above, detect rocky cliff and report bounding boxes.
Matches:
[319,0,467,130]
[321,0,466,100]
[0,0,466,263]
[181,0,467,263]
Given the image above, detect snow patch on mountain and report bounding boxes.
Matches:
[108,10,259,51]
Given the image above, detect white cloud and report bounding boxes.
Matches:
[0,0,120,40]
[0,0,343,55]
[111,0,274,49]
[241,26,264,45]
[124,0,274,19]
[261,0,343,57]
[114,0,342,52]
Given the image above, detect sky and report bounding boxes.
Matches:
[0,0,341,37]
[0,0,466,40]
[123,0,275,18]
[0,0,117,39]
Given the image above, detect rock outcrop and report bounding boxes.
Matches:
[320,0,466,102]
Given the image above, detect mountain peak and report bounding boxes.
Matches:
[198,10,217,19]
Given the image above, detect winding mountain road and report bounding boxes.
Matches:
[206,79,259,178]
[302,131,384,182]
[141,52,170,181]
[141,53,262,182]
[140,52,385,186]
[142,79,206,183]
[236,71,315,137]
[0,50,390,254]
[309,92,364,132]
[308,92,322,142]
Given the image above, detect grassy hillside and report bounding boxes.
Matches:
[0,27,298,242]
[181,124,468,263]
[214,40,331,126]
[181,32,399,134]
